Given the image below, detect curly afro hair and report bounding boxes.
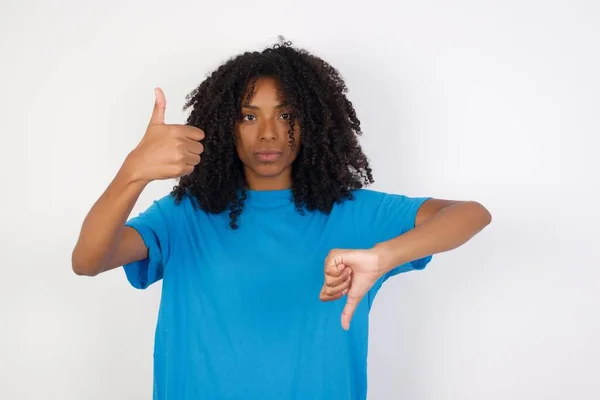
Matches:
[171,37,374,228]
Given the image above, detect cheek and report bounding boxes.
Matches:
[235,128,250,152]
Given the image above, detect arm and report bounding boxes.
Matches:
[71,87,204,277]
[71,160,149,276]
[374,199,492,272]
[322,197,491,330]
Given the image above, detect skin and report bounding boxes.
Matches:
[231,77,491,329]
[235,76,301,190]
[323,199,491,330]
[71,87,205,277]
[72,80,492,331]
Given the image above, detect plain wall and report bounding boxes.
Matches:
[1,0,598,399]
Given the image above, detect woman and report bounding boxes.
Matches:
[72,38,491,399]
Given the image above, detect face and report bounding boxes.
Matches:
[235,76,301,190]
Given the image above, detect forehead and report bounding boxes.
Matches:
[242,76,283,106]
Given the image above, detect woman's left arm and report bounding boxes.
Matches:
[375,199,493,273]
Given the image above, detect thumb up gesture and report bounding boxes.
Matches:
[128,88,205,183]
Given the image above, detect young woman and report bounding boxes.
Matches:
[72,39,491,399]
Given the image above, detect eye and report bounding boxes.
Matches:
[242,114,257,122]
[280,113,293,120]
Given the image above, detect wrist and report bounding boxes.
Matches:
[373,237,410,274]
[121,150,152,186]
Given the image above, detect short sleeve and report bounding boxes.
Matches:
[123,195,174,289]
[353,190,434,302]
[375,192,433,275]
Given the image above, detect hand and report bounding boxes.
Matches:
[319,249,353,302]
[320,248,385,331]
[126,88,205,183]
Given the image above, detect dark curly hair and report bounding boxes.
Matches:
[171,38,374,228]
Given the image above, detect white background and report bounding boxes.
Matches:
[1,0,598,399]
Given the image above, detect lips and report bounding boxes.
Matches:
[255,150,283,163]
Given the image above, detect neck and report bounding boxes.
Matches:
[245,169,292,191]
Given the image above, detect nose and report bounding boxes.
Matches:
[259,118,278,142]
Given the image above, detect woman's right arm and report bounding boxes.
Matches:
[71,87,205,276]
[71,158,150,276]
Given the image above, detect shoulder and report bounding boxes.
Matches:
[155,192,178,208]
[157,191,200,209]
[332,189,404,220]
[345,188,387,205]
[342,188,423,209]
[337,188,432,227]
[145,192,182,215]
[136,192,197,222]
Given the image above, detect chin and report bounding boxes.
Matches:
[252,163,290,178]
[255,166,286,178]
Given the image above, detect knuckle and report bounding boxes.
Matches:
[174,138,185,148]
[174,152,185,162]
[175,165,186,175]
[180,166,193,176]
[319,289,327,301]
[168,126,179,136]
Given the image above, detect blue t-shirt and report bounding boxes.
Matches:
[124,188,433,400]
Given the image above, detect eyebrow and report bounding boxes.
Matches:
[242,103,290,110]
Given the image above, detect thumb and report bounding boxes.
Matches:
[341,294,362,331]
[150,87,166,125]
